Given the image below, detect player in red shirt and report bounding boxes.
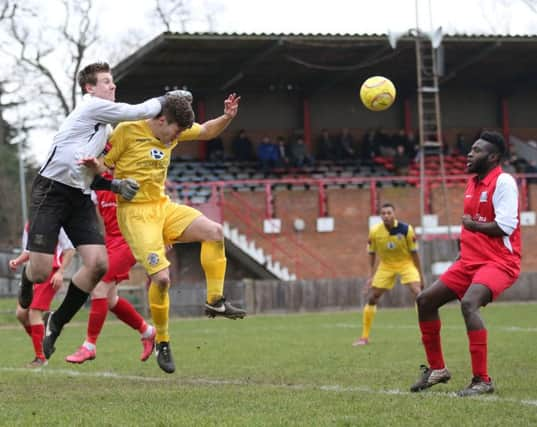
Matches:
[64,172,155,364]
[10,225,75,367]
[410,131,521,396]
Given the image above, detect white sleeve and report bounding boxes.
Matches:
[21,228,29,253]
[58,228,75,251]
[90,191,98,205]
[88,97,162,124]
[492,173,519,236]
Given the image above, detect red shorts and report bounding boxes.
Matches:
[101,237,136,284]
[30,268,59,311]
[440,259,519,300]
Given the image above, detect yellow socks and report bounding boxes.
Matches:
[201,240,226,305]
[149,282,170,343]
[361,304,377,339]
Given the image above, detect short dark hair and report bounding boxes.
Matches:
[161,95,195,129]
[381,202,395,211]
[78,62,111,94]
[480,130,506,156]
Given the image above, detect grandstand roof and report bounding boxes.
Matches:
[113,32,537,100]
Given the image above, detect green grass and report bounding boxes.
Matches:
[1,300,536,426]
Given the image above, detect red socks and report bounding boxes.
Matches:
[111,297,145,333]
[87,298,108,345]
[419,319,445,370]
[30,324,45,360]
[468,329,490,382]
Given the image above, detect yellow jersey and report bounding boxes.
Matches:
[367,220,418,268]
[104,120,202,204]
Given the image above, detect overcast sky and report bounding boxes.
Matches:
[22,0,537,163]
[96,0,537,37]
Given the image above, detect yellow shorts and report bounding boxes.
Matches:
[117,198,202,275]
[372,263,420,290]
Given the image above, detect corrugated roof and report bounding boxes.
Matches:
[113,31,537,101]
[163,30,537,39]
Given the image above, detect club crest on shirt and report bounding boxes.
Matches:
[387,242,396,249]
[147,253,159,266]
[150,148,165,160]
[480,191,488,202]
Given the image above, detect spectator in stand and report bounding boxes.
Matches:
[337,128,356,160]
[317,129,336,161]
[524,159,537,174]
[524,160,537,183]
[206,136,225,161]
[257,136,280,172]
[393,144,411,176]
[232,129,254,161]
[289,136,314,168]
[456,133,470,155]
[376,127,395,157]
[276,136,290,167]
[392,129,408,154]
[407,131,418,160]
[511,155,528,174]
[501,157,516,175]
[361,128,376,163]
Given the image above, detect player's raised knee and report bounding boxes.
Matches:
[211,222,224,241]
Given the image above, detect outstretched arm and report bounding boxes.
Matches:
[9,251,30,271]
[196,93,241,140]
[79,157,140,201]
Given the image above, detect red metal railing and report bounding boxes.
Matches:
[172,173,536,278]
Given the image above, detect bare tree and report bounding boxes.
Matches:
[153,0,220,32]
[520,0,537,12]
[4,0,98,119]
[0,0,15,20]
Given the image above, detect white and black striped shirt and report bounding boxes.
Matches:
[39,94,161,193]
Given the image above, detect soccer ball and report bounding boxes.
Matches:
[360,76,396,111]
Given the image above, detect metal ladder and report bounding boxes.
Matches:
[415,33,443,158]
[414,32,456,253]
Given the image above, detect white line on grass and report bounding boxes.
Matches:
[330,323,537,332]
[1,366,537,408]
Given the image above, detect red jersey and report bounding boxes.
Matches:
[460,166,521,274]
[92,189,125,244]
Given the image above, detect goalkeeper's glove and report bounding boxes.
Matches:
[111,178,140,201]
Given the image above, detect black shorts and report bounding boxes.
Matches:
[27,174,104,253]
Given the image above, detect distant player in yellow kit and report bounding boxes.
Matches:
[82,92,244,374]
[353,203,424,346]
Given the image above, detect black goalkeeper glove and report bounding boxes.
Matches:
[111,178,140,201]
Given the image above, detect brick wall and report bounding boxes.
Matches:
[222,183,537,279]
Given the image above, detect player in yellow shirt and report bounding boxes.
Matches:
[84,92,244,373]
[352,202,424,346]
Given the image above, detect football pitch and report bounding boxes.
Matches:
[1,300,536,426]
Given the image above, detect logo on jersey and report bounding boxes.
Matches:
[150,148,165,160]
[480,191,488,202]
[147,253,160,266]
[387,242,396,249]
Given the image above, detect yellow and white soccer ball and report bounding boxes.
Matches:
[360,76,396,111]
